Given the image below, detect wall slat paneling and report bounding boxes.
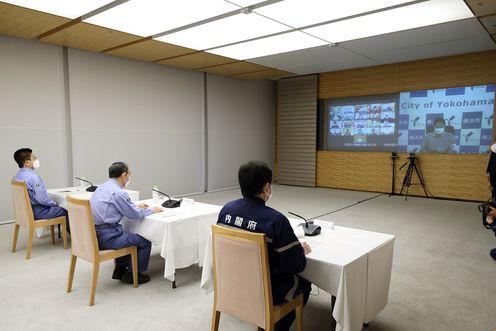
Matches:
[277,75,317,187]
[316,50,496,201]
[317,151,490,201]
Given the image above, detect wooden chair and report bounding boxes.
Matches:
[211,224,303,331]
[11,180,68,259]
[65,196,138,306]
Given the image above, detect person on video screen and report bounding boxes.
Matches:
[420,117,456,153]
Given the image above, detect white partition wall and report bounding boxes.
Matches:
[68,49,205,199]
[0,36,69,221]
[206,74,275,191]
[0,36,276,221]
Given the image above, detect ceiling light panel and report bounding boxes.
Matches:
[156,12,290,51]
[2,0,115,19]
[225,0,267,7]
[254,0,415,28]
[303,0,473,43]
[85,0,239,37]
[209,31,328,60]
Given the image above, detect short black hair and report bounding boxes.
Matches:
[433,117,446,127]
[238,161,272,198]
[108,162,129,178]
[13,148,32,168]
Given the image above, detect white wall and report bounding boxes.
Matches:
[68,49,204,199]
[0,36,69,221]
[207,74,275,191]
[0,35,276,221]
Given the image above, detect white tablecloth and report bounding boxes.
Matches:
[122,199,222,281]
[200,219,395,331]
[47,186,139,210]
[48,188,222,282]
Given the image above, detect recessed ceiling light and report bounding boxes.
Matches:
[155,12,289,51]
[85,0,239,37]
[303,0,473,43]
[2,0,115,19]
[254,0,415,28]
[208,31,327,60]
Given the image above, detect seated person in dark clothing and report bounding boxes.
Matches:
[486,143,496,202]
[217,161,312,331]
[485,207,496,260]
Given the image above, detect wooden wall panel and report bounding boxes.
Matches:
[399,51,496,91]
[319,50,496,99]
[317,151,490,201]
[277,75,318,187]
[315,50,496,201]
[319,64,399,99]
[316,151,392,193]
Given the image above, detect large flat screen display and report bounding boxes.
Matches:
[398,84,495,153]
[321,84,495,154]
[326,94,399,152]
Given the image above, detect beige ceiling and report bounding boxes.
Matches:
[0,1,495,79]
[0,2,293,80]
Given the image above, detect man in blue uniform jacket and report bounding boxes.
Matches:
[217,161,312,331]
[90,162,162,284]
[13,148,68,226]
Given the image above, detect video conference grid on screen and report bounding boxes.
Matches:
[325,84,495,154]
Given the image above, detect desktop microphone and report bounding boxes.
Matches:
[152,188,182,208]
[288,212,321,236]
[75,177,98,192]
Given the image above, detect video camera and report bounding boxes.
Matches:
[478,200,496,230]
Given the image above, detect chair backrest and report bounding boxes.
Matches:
[66,196,99,263]
[10,180,35,227]
[211,224,273,328]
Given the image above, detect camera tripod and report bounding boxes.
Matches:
[399,153,428,200]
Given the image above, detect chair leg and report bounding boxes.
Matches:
[50,225,55,244]
[61,221,68,249]
[89,263,100,306]
[211,310,221,331]
[295,304,303,331]
[12,224,20,252]
[26,227,34,259]
[131,249,138,288]
[67,255,77,293]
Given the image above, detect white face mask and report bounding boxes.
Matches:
[32,159,40,169]
[266,184,273,201]
[491,143,496,154]
[125,176,131,188]
[434,127,444,135]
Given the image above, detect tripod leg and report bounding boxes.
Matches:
[412,162,428,197]
[404,163,415,201]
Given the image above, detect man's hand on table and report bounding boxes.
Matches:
[301,242,311,255]
[137,203,163,214]
[151,206,163,214]
[138,202,149,209]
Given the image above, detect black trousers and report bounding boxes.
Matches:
[259,276,312,331]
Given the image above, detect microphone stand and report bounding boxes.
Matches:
[75,177,98,192]
[152,188,182,208]
[288,212,321,236]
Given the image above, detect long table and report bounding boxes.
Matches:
[121,199,222,287]
[48,187,221,287]
[201,219,395,331]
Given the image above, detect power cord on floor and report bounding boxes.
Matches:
[307,193,386,221]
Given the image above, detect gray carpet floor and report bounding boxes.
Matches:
[1,184,495,331]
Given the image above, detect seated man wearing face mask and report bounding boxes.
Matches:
[90,162,163,284]
[217,161,312,331]
[420,117,456,153]
[13,148,68,223]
